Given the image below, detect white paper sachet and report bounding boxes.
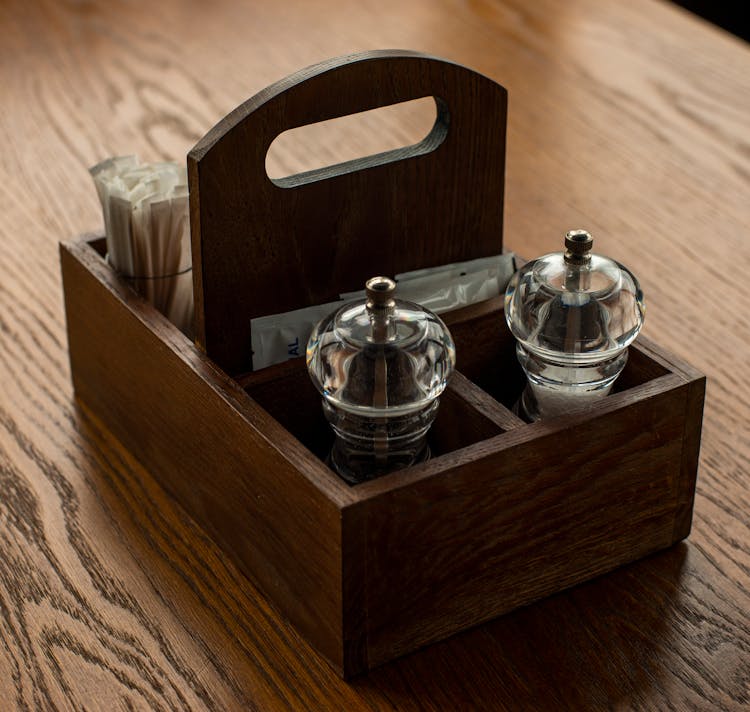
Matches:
[251,300,345,371]
[89,156,194,336]
[395,253,514,284]
[249,253,515,372]
[341,253,515,313]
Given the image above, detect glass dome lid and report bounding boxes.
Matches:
[505,230,645,365]
[306,276,456,418]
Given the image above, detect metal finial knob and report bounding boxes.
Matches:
[366,276,396,309]
[564,230,593,265]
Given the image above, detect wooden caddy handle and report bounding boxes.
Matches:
[188,49,507,374]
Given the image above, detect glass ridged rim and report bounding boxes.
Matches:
[530,253,624,300]
[320,393,441,417]
[331,299,430,350]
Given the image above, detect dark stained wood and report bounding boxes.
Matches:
[2,0,749,707]
[61,230,703,677]
[61,236,355,674]
[442,295,525,408]
[354,373,693,668]
[188,50,507,374]
[441,371,526,433]
[237,360,515,461]
[237,358,334,461]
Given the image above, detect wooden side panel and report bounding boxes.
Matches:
[354,375,696,670]
[673,374,706,541]
[60,240,349,672]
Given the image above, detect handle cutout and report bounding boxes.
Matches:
[266,96,447,187]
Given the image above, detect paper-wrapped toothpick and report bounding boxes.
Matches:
[90,156,194,336]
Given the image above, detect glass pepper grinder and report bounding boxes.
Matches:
[504,230,645,421]
[306,276,455,484]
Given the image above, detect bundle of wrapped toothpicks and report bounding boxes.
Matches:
[90,156,193,336]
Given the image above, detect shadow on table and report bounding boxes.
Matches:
[353,543,690,710]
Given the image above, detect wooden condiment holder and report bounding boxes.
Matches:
[60,50,705,678]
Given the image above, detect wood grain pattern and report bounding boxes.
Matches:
[1,0,749,707]
[61,236,354,674]
[189,50,507,373]
[357,372,694,668]
[61,232,703,678]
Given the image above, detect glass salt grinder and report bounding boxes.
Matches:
[504,230,645,421]
[306,276,456,484]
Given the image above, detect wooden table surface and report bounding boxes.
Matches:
[1,0,749,708]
